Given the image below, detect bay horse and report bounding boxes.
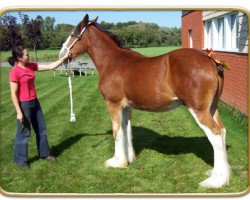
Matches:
[59,14,230,188]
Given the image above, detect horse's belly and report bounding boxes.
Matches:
[128,98,183,112]
[162,99,183,111]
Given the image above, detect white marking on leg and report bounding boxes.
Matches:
[188,108,230,188]
[126,119,136,163]
[105,113,128,168]
[115,127,127,163]
[122,109,135,163]
[221,128,227,150]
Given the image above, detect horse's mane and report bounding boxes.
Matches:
[93,23,126,48]
[74,22,127,49]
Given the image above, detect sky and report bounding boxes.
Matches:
[4,10,182,28]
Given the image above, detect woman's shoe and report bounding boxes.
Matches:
[45,156,56,161]
[16,162,29,168]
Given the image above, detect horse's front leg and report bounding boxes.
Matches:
[104,101,128,168]
[122,107,136,163]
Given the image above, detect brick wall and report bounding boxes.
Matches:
[182,11,204,49]
[215,52,248,115]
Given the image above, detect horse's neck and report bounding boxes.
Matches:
[86,28,121,75]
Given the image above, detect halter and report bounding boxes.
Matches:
[64,21,92,53]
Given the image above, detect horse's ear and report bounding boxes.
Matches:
[81,14,89,27]
[91,16,98,23]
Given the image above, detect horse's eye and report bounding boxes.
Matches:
[71,33,75,37]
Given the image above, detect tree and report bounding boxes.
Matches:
[1,14,181,51]
[100,21,115,30]
[0,17,5,51]
[43,16,55,32]
[0,14,24,51]
[19,13,43,61]
[55,23,74,33]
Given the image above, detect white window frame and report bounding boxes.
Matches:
[204,12,239,52]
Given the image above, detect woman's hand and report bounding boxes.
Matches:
[10,81,24,122]
[62,51,72,63]
[17,112,24,123]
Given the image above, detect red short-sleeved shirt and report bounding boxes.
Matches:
[9,63,38,102]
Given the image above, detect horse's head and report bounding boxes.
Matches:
[59,14,98,61]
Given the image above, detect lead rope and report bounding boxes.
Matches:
[64,22,92,122]
[67,60,76,122]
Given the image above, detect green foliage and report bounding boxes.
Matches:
[19,13,43,54]
[42,16,55,32]
[0,13,181,51]
[0,14,24,50]
[112,22,181,48]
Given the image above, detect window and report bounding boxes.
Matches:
[204,12,239,51]
[218,18,224,48]
[204,21,212,48]
[231,14,239,49]
[189,30,193,48]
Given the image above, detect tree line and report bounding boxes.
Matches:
[0,13,181,51]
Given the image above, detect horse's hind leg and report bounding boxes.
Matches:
[213,108,227,150]
[206,108,228,177]
[104,101,128,168]
[188,108,230,188]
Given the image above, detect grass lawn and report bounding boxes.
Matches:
[0,47,248,195]
[1,49,86,63]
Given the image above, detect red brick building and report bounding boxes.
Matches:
[182,11,248,115]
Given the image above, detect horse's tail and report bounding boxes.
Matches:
[217,70,224,98]
[215,63,224,77]
[210,64,224,116]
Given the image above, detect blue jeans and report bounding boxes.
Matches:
[14,98,50,164]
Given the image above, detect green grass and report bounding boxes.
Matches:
[133,46,181,56]
[1,49,89,62]
[0,47,248,195]
[1,49,61,62]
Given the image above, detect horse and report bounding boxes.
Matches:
[59,14,230,188]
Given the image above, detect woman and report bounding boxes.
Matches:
[8,45,70,168]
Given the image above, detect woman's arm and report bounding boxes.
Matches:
[37,52,70,71]
[10,81,23,122]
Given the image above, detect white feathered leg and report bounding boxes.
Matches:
[189,108,230,188]
[122,108,136,163]
[105,103,128,168]
[105,125,128,168]
[199,127,230,188]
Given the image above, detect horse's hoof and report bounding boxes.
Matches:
[199,176,228,188]
[205,169,213,176]
[127,153,136,163]
[104,157,128,168]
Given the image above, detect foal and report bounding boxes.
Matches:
[60,14,230,188]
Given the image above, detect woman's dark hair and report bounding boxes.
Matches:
[8,45,26,66]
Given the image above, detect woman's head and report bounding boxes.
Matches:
[8,45,29,66]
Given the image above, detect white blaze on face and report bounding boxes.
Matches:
[59,34,72,59]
